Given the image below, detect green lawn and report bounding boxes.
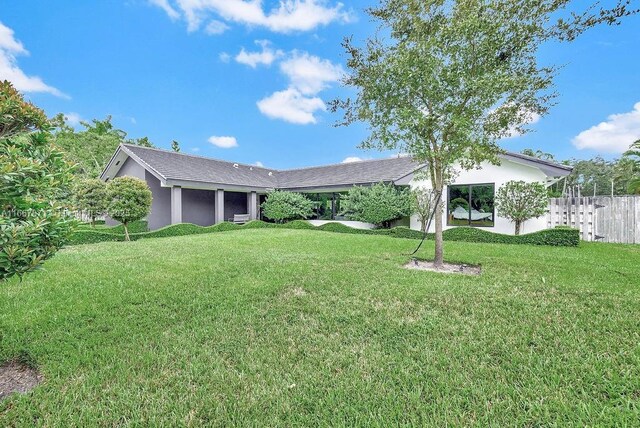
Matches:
[1,229,639,426]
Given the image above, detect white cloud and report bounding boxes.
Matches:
[257,88,325,125]
[191,147,201,152]
[204,19,229,35]
[219,52,231,63]
[63,112,83,127]
[280,51,343,94]
[255,51,342,125]
[572,102,640,153]
[208,135,238,148]
[342,156,363,163]
[149,0,180,20]
[235,40,283,68]
[151,0,352,34]
[254,161,264,167]
[0,22,67,97]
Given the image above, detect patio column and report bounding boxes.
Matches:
[171,186,182,224]
[215,189,225,224]
[247,191,258,220]
[331,193,337,220]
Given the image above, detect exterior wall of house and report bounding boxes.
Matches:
[182,188,216,226]
[146,172,171,230]
[224,191,247,222]
[410,159,548,235]
[117,156,146,180]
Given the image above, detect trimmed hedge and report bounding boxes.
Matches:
[66,220,580,247]
[76,220,148,235]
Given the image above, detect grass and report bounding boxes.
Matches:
[1,229,639,426]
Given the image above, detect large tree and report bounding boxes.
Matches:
[0,81,74,281]
[332,0,635,267]
[52,115,154,179]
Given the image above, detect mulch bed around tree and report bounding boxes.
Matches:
[404,259,481,275]
[0,360,42,400]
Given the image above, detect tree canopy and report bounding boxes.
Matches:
[496,180,549,235]
[106,177,152,241]
[51,114,155,179]
[332,0,636,266]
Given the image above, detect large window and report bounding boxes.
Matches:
[447,183,495,227]
[307,193,345,220]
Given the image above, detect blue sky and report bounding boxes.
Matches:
[2,0,639,169]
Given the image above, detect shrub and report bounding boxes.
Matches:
[261,191,314,223]
[496,180,548,235]
[65,220,579,248]
[0,81,75,281]
[341,183,412,228]
[74,178,109,227]
[66,230,124,245]
[106,177,152,241]
[77,220,148,235]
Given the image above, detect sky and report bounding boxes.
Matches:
[1,0,639,169]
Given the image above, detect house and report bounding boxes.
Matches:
[101,144,572,234]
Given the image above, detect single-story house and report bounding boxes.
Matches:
[101,144,572,234]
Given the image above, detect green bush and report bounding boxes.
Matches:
[261,191,314,223]
[106,176,152,240]
[66,230,124,245]
[66,219,580,248]
[77,220,148,235]
[340,183,412,228]
[1,82,75,281]
[73,178,109,227]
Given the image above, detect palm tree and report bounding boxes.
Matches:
[623,140,640,195]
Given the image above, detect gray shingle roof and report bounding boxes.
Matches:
[278,156,419,189]
[121,144,421,189]
[123,144,279,188]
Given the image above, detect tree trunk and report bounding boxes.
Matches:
[123,222,130,241]
[91,216,96,228]
[433,197,444,268]
[432,160,445,269]
[515,220,521,236]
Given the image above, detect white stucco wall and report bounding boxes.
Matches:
[410,159,548,235]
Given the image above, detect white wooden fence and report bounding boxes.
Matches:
[548,196,640,244]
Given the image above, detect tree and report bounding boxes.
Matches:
[261,191,314,223]
[106,177,152,241]
[412,187,438,232]
[74,179,109,227]
[341,183,412,228]
[52,115,155,179]
[521,148,556,162]
[495,180,548,235]
[171,140,180,152]
[332,0,635,267]
[622,139,640,195]
[0,81,74,281]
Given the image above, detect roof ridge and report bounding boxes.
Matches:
[279,154,412,173]
[121,143,279,172]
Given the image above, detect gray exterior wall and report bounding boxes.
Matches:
[146,172,171,230]
[117,156,145,179]
[224,191,247,221]
[182,188,216,226]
